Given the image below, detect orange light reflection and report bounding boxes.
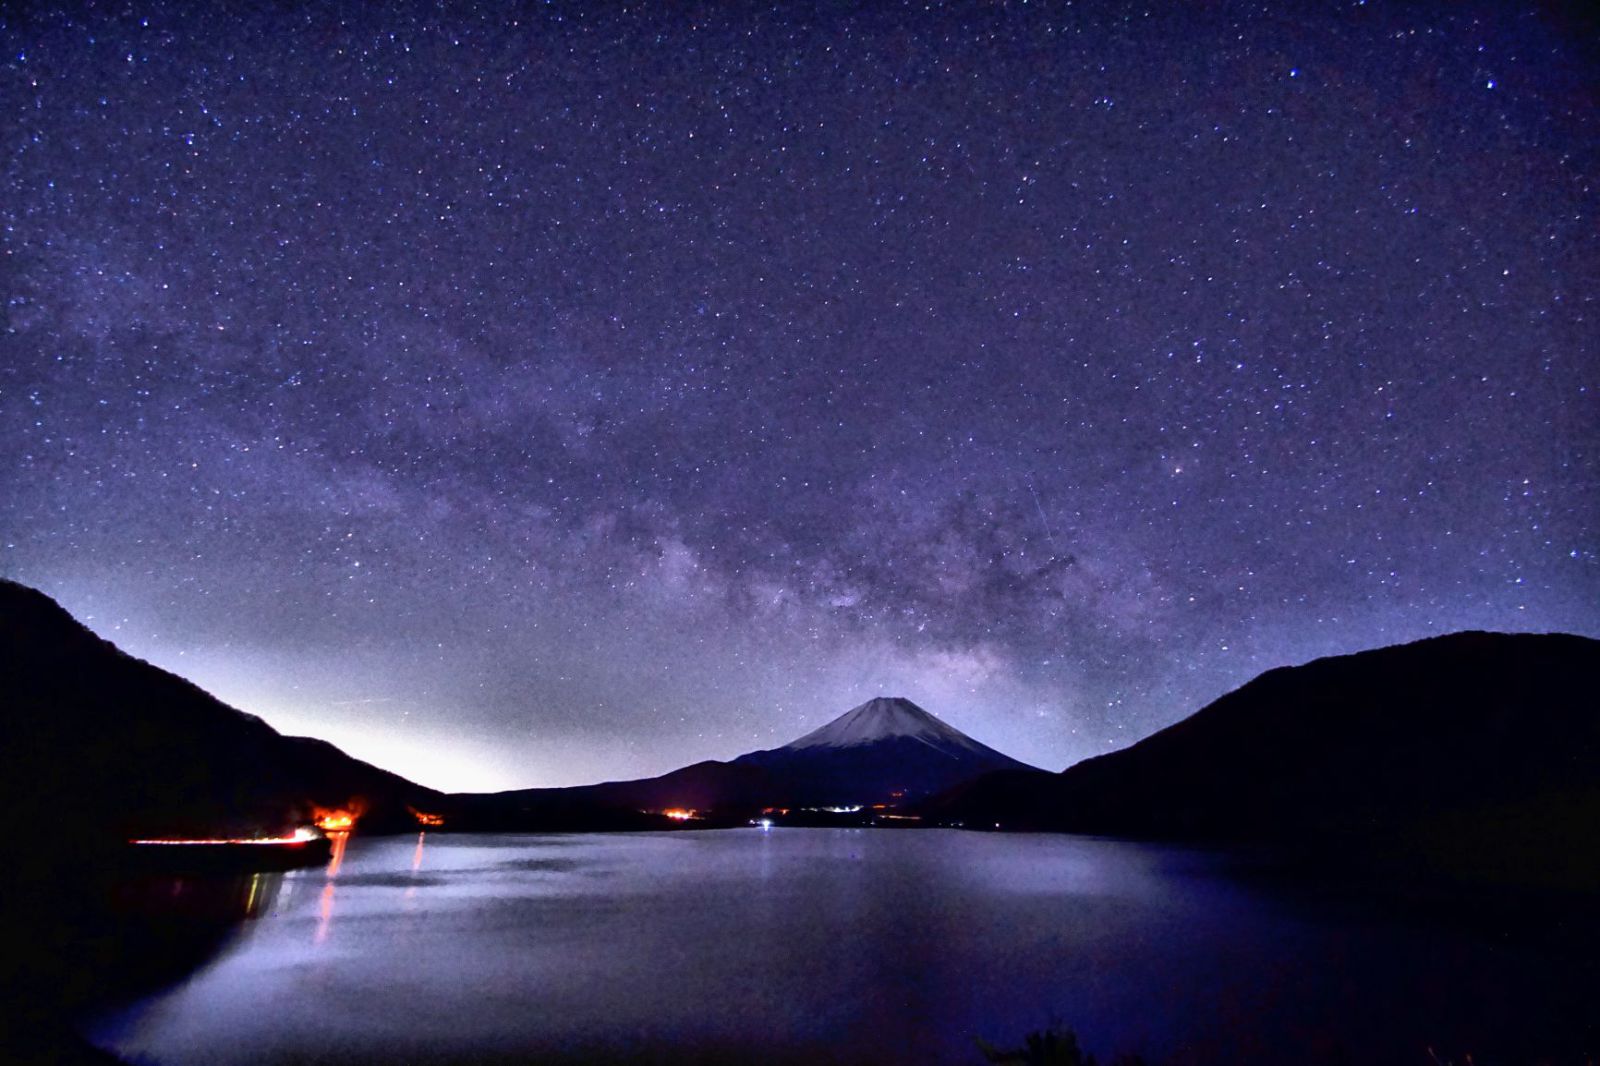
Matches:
[316,881,336,944]
[325,830,349,876]
[315,831,349,945]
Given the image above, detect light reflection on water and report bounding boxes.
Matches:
[313,830,352,946]
[121,867,286,926]
[89,830,1593,1065]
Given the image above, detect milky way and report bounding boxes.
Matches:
[3,3,1596,790]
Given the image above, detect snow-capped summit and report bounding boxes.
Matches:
[723,696,1038,804]
[781,696,997,759]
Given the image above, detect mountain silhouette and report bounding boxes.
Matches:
[0,579,442,847]
[925,631,1600,887]
[730,696,1036,803]
[475,695,1036,824]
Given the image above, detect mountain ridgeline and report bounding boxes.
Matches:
[4,577,1597,868]
[0,580,1036,837]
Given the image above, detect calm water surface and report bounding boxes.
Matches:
[90,829,1593,1065]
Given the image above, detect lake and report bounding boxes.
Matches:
[88,828,1594,1064]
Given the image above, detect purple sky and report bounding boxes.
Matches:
[3,2,1595,790]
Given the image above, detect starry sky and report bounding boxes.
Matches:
[3,2,1596,792]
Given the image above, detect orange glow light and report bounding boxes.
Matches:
[408,806,446,827]
[312,804,362,832]
[661,808,696,821]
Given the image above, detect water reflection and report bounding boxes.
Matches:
[4,860,307,1064]
[314,830,351,945]
[91,831,1599,1066]
[404,831,427,907]
[326,828,351,875]
[114,867,286,927]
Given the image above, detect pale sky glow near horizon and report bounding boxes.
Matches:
[3,2,1596,792]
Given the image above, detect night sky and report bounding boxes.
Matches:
[3,2,1596,792]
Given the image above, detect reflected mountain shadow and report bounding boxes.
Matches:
[2,851,297,1065]
[332,871,451,889]
[494,856,587,874]
[442,834,588,849]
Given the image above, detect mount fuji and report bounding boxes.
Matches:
[729,697,1036,804]
[471,696,1038,825]
[777,696,1014,755]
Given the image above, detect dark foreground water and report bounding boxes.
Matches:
[88,829,1594,1065]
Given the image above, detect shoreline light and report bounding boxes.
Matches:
[130,826,322,846]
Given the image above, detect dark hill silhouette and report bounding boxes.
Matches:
[0,579,442,848]
[925,631,1600,886]
[452,758,782,830]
